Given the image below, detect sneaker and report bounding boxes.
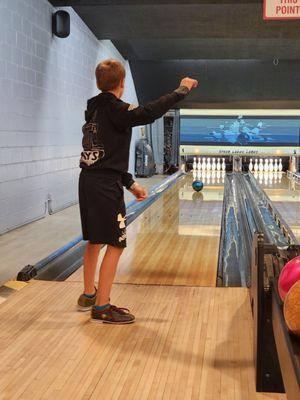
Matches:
[77,288,97,311]
[91,304,135,324]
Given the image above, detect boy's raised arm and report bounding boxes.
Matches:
[112,77,198,128]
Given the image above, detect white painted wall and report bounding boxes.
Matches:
[0,0,141,234]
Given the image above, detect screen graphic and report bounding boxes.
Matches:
[180,116,300,146]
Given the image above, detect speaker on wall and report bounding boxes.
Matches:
[52,10,70,38]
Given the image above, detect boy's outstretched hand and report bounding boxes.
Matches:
[129,182,148,202]
[180,77,198,91]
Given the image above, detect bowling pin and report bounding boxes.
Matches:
[249,158,253,172]
[206,157,211,171]
[216,158,221,171]
[216,170,220,183]
[202,170,206,183]
[264,158,269,172]
[198,157,202,170]
[269,158,274,172]
[212,157,216,170]
[202,157,206,170]
[193,157,197,170]
[254,171,258,180]
[259,158,264,172]
[254,159,258,172]
[192,170,197,181]
[279,158,283,172]
[221,158,226,171]
[274,159,278,172]
[274,171,278,184]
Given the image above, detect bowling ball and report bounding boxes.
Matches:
[278,255,300,300]
[192,180,204,192]
[283,280,300,337]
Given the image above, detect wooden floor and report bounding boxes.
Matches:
[0,281,285,400]
[0,173,289,399]
[68,175,223,286]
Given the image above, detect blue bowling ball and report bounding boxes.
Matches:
[192,180,204,192]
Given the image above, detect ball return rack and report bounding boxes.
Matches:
[251,233,300,399]
[249,175,300,400]
[218,172,300,399]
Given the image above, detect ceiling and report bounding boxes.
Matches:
[50,1,300,108]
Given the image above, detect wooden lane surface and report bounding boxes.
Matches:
[264,175,300,241]
[0,280,286,400]
[68,174,224,286]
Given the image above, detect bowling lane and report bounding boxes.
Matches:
[254,172,300,241]
[68,172,224,286]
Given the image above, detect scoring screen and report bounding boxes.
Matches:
[180,116,300,146]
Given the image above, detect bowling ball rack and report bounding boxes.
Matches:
[250,232,300,399]
[245,171,300,399]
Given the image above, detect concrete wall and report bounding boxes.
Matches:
[0,0,141,234]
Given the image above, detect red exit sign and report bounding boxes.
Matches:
[264,0,300,19]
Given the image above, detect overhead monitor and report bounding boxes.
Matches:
[180,115,300,147]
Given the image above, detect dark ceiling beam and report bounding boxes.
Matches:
[113,39,300,60]
[68,4,300,40]
[129,59,300,106]
[50,1,261,6]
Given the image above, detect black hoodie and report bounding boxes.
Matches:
[80,86,189,188]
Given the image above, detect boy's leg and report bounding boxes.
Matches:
[83,242,101,294]
[96,245,124,306]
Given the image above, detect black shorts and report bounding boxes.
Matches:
[79,169,127,247]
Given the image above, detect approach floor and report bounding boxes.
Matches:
[0,281,285,400]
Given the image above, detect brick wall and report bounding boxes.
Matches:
[0,0,140,234]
